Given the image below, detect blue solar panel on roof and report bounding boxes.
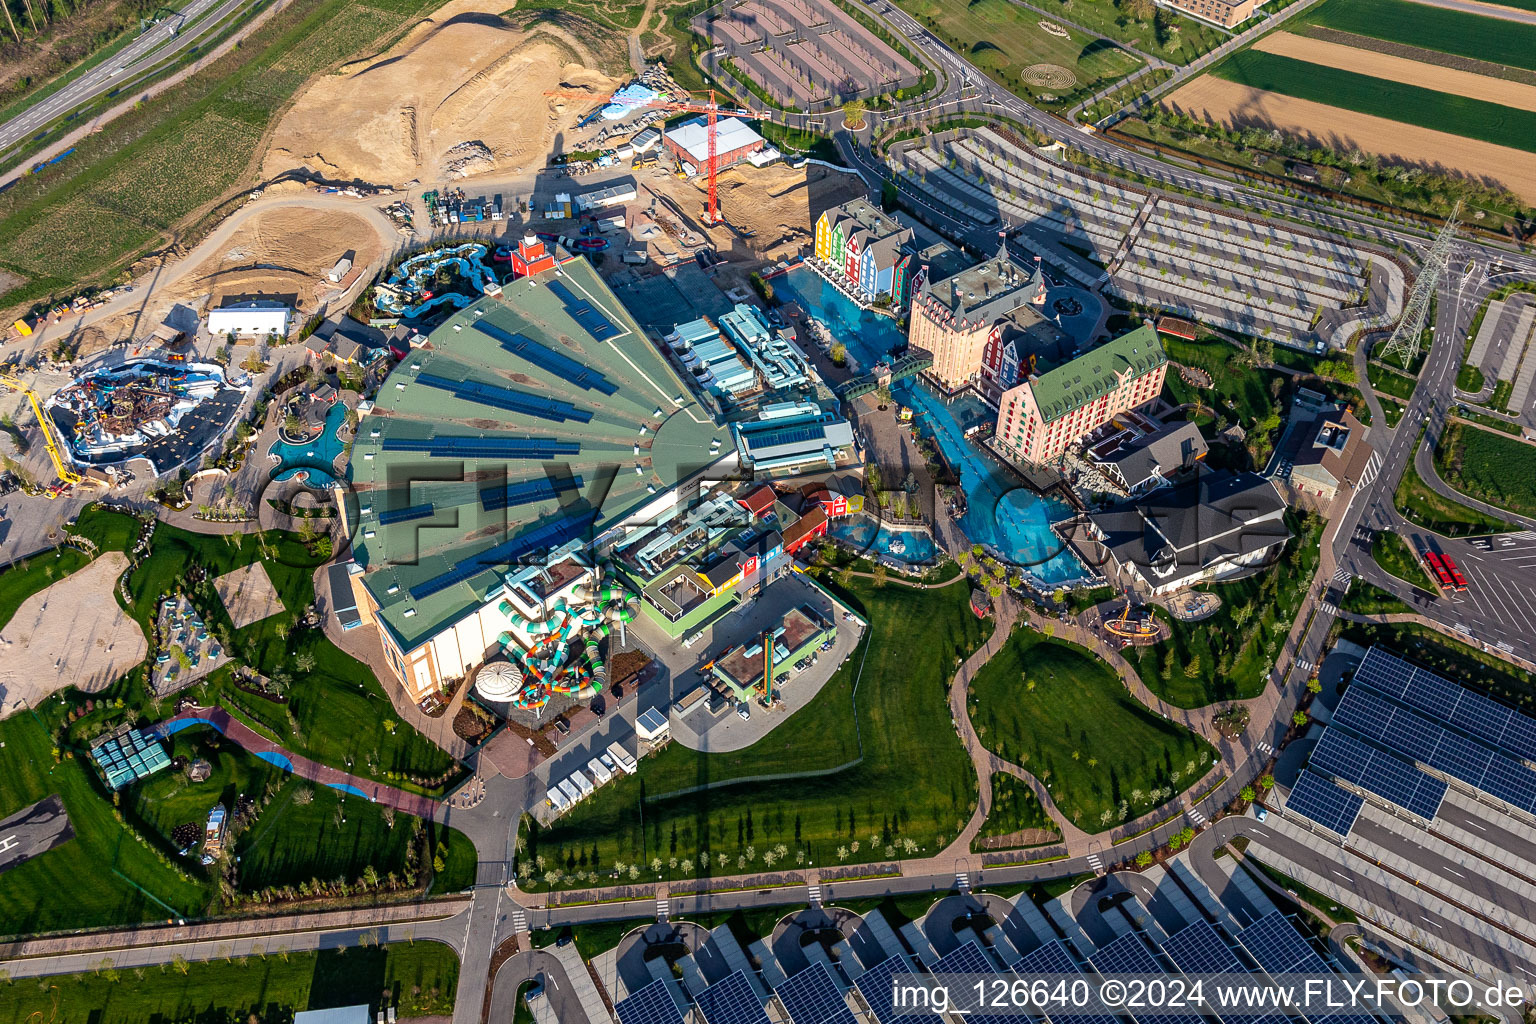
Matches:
[1356,648,1536,768]
[1091,935,1186,1024]
[776,962,858,1024]
[548,279,621,341]
[1238,913,1327,977]
[929,942,1019,1024]
[1161,921,1243,975]
[407,510,596,599]
[695,970,770,1024]
[480,474,583,512]
[416,372,594,423]
[377,502,435,526]
[473,319,619,395]
[1285,771,1365,838]
[382,435,580,459]
[1309,729,1446,821]
[615,979,687,1024]
[853,953,929,1024]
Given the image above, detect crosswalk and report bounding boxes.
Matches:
[1293,658,1313,673]
[1357,452,1382,489]
[512,909,528,934]
[1258,741,1274,755]
[656,897,669,921]
[955,872,970,893]
[1331,568,1353,586]
[808,884,822,905]
[1319,599,1338,615]
[1086,851,1103,873]
[1188,806,1206,826]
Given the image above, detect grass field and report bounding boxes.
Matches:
[0,506,469,934]
[974,772,1059,849]
[1298,0,1536,74]
[1338,580,1413,617]
[520,577,991,888]
[1435,421,1536,518]
[0,0,438,309]
[1160,335,1285,444]
[968,630,1216,830]
[0,941,457,1022]
[1211,49,1536,154]
[1031,0,1225,66]
[1394,442,1520,535]
[896,0,1141,106]
[1367,361,1418,402]
[0,545,93,630]
[1131,513,1323,707]
[1370,531,1435,592]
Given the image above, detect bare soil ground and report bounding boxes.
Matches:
[84,205,377,350]
[262,0,619,185]
[0,552,146,718]
[213,561,285,629]
[1164,77,1536,203]
[1255,32,1536,113]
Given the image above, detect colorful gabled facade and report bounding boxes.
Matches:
[813,198,914,304]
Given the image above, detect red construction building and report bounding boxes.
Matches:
[511,234,557,278]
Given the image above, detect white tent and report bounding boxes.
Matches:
[207,302,291,337]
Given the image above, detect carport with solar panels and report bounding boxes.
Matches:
[1283,647,1536,841]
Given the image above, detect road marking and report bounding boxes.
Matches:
[808,884,822,905]
[1086,853,1103,873]
[1258,742,1274,755]
[1442,867,1463,879]
[1189,806,1206,826]
[512,909,528,934]
[656,897,669,920]
[1331,568,1353,585]
[955,872,971,893]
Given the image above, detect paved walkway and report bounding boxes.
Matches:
[157,705,443,817]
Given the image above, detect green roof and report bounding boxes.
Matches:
[348,257,729,652]
[1029,325,1167,424]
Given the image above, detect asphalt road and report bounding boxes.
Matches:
[0,0,252,163]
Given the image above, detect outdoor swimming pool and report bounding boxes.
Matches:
[827,514,938,566]
[774,261,1090,586]
[269,402,347,488]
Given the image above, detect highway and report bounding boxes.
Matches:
[0,0,254,165]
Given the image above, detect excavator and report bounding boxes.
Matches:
[0,371,82,498]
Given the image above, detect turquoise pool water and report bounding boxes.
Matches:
[772,265,907,370]
[270,402,347,488]
[774,261,1089,585]
[827,514,938,566]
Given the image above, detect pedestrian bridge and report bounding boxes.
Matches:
[836,352,933,400]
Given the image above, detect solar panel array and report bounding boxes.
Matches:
[479,474,583,512]
[1238,912,1327,976]
[377,502,435,526]
[548,279,622,342]
[775,962,859,1024]
[695,969,771,1024]
[1335,686,1536,815]
[382,435,581,460]
[854,952,929,1024]
[930,941,1018,1024]
[1091,934,1187,1024]
[1309,729,1446,820]
[1161,921,1243,975]
[407,510,597,599]
[473,319,619,394]
[416,372,594,424]
[1011,940,1122,1024]
[1285,772,1365,838]
[615,979,686,1024]
[1355,647,1536,768]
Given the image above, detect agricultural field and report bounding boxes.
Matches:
[896,0,1142,107]
[1211,50,1536,154]
[1298,0,1536,73]
[1435,421,1536,518]
[1394,447,1519,536]
[967,630,1217,831]
[0,0,438,310]
[519,576,992,889]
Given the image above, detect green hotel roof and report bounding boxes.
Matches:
[1030,325,1167,424]
[348,257,729,653]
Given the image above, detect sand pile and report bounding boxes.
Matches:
[262,5,618,185]
[700,163,868,260]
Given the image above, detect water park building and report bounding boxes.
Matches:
[710,604,835,702]
[993,326,1169,466]
[812,198,915,306]
[909,242,1050,392]
[665,303,816,401]
[731,400,857,476]
[1087,468,1289,595]
[344,255,732,703]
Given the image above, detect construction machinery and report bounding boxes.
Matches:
[0,371,82,496]
[546,88,754,226]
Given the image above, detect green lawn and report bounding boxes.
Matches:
[1394,443,1520,535]
[897,0,1142,107]
[1338,580,1412,617]
[1131,513,1324,707]
[520,578,992,888]
[974,772,1060,850]
[129,730,286,843]
[1341,622,1536,712]
[1457,363,1486,393]
[1435,421,1536,518]
[1299,0,1536,73]
[1379,398,1405,429]
[0,546,93,630]
[1026,0,1227,65]
[0,942,458,1022]
[1370,531,1435,593]
[1160,335,1285,448]
[1366,362,1418,402]
[1212,50,1536,154]
[968,630,1216,831]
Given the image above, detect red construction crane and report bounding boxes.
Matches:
[547,88,754,226]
